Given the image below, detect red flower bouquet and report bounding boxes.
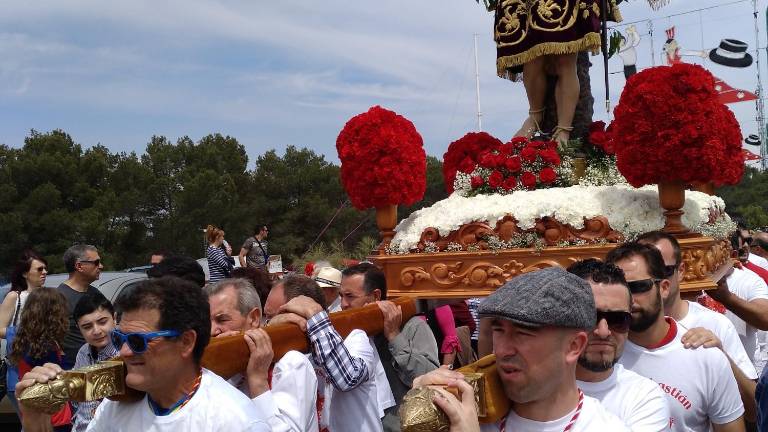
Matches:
[443,132,503,193]
[336,106,426,209]
[611,64,743,187]
[588,121,615,155]
[451,135,563,195]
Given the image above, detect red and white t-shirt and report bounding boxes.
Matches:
[724,267,768,363]
[678,300,758,379]
[480,395,630,432]
[749,253,768,272]
[620,319,744,431]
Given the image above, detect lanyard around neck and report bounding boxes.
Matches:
[147,370,203,416]
[499,389,584,432]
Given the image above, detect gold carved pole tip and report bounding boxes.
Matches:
[399,372,485,432]
[18,360,125,414]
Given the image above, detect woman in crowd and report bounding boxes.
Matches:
[206,224,234,283]
[10,287,71,432]
[0,249,48,416]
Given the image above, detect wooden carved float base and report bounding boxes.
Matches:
[373,236,731,298]
[412,215,624,253]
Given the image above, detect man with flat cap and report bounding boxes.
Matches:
[412,267,630,431]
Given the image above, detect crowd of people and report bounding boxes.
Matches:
[4,221,768,431]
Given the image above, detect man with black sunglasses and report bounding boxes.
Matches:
[568,259,670,431]
[707,230,768,372]
[751,232,768,265]
[639,231,759,422]
[16,276,270,431]
[57,244,104,370]
[606,242,745,432]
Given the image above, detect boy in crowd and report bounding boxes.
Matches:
[71,291,120,432]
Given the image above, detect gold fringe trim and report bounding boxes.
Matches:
[496,33,602,78]
[610,0,623,23]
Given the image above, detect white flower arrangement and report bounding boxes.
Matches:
[388,184,730,253]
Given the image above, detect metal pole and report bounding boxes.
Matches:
[755,0,766,170]
[601,0,610,112]
[648,21,656,67]
[473,33,483,131]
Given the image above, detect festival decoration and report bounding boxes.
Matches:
[451,136,563,196]
[615,25,641,79]
[336,105,426,210]
[744,149,762,162]
[715,78,757,105]
[709,39,753,68]
[442,132,503,193]
[387,185,729,254]
[611,63,744,188]
[745,134,761,146]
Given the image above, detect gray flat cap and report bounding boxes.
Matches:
[478,266,595,329]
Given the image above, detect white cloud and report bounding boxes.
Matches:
[0,0,764,165]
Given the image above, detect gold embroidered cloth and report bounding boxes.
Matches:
[494,0,621,77]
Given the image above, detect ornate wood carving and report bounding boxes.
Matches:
[414,215,624,252]
[375,236,730,298]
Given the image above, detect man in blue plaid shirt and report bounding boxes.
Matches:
[279,289,391,431]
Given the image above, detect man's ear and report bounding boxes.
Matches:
[179,329,197,359]
[677,262,686,284]
[565,330,589,364]
[372,289,382,302]
[659,279,671,301]
[247,307,262,329]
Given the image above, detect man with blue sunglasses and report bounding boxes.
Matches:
[16,276,270,431]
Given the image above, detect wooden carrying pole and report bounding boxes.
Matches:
[202,296,417,379]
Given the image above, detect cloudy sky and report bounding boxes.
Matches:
[0,0,765,164]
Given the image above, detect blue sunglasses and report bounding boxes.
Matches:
[110,329,180,354]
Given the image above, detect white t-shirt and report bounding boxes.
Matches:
[725,267,768,362]
[321,329,387,432]
[577,364,670,431]
[480,395,630,432]
[678,300,758,379]
[232,350,319,432]
[750,253,768,271]
[620,319,744,431]
[86,368,270,431]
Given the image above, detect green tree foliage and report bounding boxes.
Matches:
[718,166,768,229]
[0,130,446,276]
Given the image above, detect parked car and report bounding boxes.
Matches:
[42,272,148,303]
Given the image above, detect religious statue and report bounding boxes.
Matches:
[493,0,621,145]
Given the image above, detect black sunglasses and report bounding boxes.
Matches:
[743,236,754,246]
[627,278,661,294]
[596,310,632,333]
[79,259,101,267]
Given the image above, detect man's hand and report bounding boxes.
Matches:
[278,295,324,320]
[412,367,480,432]
[708,263,735,303]
[431,379,481,432]
[244,328,274,398]
[377,301,403,342]
[266,312,308,331]
[413,366,465,388]
[681,327,722,350]
[16,363,62,432]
